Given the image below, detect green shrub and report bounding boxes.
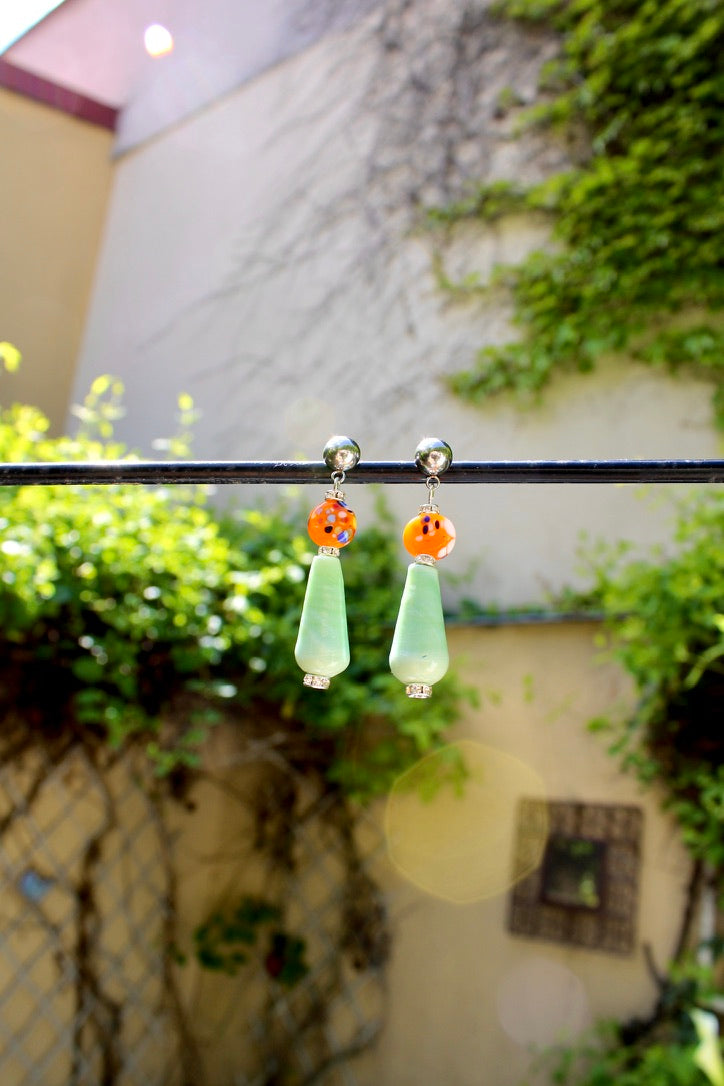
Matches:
[0,377,467,794]
[575,489,724,874]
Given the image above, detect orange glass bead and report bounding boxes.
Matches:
[307,498,357,548]
[402,510,456,560]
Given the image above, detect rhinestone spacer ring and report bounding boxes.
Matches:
[303,674,330,690]
[406,683,432,699]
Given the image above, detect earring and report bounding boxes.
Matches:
[294,436,360,690]
[389,437,455,699]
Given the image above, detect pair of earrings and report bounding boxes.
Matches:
[294,436,455,699]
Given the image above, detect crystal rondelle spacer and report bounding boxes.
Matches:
[303,673,331,690]
[414,554,436,566]
[406,683,432,699]
[318,545,340,557]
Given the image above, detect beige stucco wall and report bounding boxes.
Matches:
[71,3,719,608]
[0,88,113,430]
[0,6,706,1080]
[0,624,690,1085]
[163,623,689,1084]
[352,623,690,1085]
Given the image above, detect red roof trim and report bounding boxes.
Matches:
[0,57,118,130]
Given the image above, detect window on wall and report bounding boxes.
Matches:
[540,834,607,911]
[508,800,643,955]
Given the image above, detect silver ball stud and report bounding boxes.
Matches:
[415,437,453,476]
[323,435,361,473]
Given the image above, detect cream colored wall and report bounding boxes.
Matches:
[0,7,702,1079]
[351,623,690,1085]
[167,624,689,1085]
[0,88,113,430]
[3,3,697,1078]
[0,625,689,1084]
[72,4,719,608]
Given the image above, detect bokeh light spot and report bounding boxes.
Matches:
[144,24,174,58]
[385,739,548,903]
[496,957,591,1047]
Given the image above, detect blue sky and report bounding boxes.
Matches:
[0,0,65,54]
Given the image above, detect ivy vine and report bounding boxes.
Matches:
[433,0,724,422]
[542,487,724,1084]
[0,366,471,1083]
[576,490,724,886]
[0,375,465,796]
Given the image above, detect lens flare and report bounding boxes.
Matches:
[144,24,174,57]
[496,957,591,1046]
[385,739,548,903]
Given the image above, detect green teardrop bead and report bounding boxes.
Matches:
[294,554,350,683]
[389,561,449,688]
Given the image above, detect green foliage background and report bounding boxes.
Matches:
[540,1003,721,1086]
[548,489,724,1086]
[578,491,724,877]
[434,0,724,421]
[0,376,466,797]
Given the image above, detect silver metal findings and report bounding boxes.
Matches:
[406,683,432,699]
[303,674,331,690]
[415,437,453,478]
[323,436,361,474]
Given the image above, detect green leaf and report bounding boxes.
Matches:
[0,342,21,373]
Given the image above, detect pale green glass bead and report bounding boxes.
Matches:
[294,554,350,685]
[389,561,449,693]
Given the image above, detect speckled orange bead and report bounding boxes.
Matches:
[307,498,357,548]
[402,510,456,560]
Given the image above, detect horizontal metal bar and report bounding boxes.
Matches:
[0,459,723,486]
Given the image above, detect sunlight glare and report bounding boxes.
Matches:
[497,957,591,1046]
[0,0,65,54]
[144,24,173,58]
[385,740,548,903]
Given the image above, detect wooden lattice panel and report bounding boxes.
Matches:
[508,799,643,955]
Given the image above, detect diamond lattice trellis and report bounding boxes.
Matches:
[0,745,180,1086]
[242,811,387,1086]
[0,743,388,1086]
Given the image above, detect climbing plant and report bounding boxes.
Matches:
[0,375,463,795]
[535,981,724,1086]
[578,489,724,887]
[434,0,724,422]
[0,370,468,1084]
[544,490,724,1085]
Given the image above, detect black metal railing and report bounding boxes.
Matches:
[0,458,723,486]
